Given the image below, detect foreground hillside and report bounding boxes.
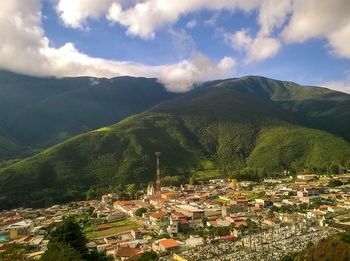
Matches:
[0,77,349,209]
[0,70,177,160]
[291,233,350,261]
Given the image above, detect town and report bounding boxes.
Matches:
[1,165,350,260]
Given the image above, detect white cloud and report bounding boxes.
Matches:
[225,29,281,63]
[223,0,290,63]
[282,0,350,58]
[55,0,350,62]
[246,37,281,63]
[322,81,350,94]
[226,29,252,52]
[185,19,197,29]
[0,0,235,93]
[56,0,116,29]
[57,0,261,39]
[258,0,293,36]
[159,54,235,92]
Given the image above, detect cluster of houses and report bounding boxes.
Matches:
[1,173,350,260]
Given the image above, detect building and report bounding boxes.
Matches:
[153,238,180,253]
[297,187,320,197]
[167,216,179,238]
[255,198,273,208]
[115,246,143,260]
[6,220,33,240]
[149,210,167,225]
[297,174,317,181]
[131,228,142,240]
[175,205,204,220]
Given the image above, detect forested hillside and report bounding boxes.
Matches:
[0,76,349,209]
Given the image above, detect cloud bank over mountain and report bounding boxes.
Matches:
[0,0,349,92]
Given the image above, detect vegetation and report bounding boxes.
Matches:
[0,244,29,260]
[0,69,177,160]
[42,217,112,261]
[135,207,147,217]
[328,179,343,187]
[137,251,159,261]
[0,76,350,209]
[282,233,350,261]
[85,219,139,239]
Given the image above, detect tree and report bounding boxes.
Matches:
[137,251,159,261]
[40,243,82,261]
[0,244,29,261]
[42,217,112,261]
[135,207,147,217]
[328,179,343,187]
[48,217,88,256]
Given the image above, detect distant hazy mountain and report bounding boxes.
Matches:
[0,76,349,209]
[0,70,178,160]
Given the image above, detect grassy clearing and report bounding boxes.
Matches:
[192,169,220,182]
[85,219,139,239]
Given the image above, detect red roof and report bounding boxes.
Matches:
[150,210,166,220]
[171,211,187,218]
[159,239,179,249]
[115,247,142,257]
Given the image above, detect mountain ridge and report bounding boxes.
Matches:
[0,75,349,209]
[0,70,179,160]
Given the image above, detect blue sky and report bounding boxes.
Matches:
[1,0,350,92]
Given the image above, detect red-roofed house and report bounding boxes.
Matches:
[153,238,180,253]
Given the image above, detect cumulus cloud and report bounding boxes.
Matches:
[56,0,116,29]
[159,54,235,92]
[258,0,293,37]
[55,0,350,62]
[222,0,290,63]
[57,0,261,39]
[225,29,281,63]
[1,0,350,93]
[0,0,235,93]
[282,0,350,58]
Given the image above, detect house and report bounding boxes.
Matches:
[175,205,204,220]
[167,216,179,238]
[171,211,190,231]
[297,187,320,197]
[297,174,317,181]
[6,220,33,240]
[255,198,273,208]
[153,238,180,253]
[115,246,143,260]
[131,228,142,240]
[231,198,249,210]
[204,208,222,218]
[150,210,167,225]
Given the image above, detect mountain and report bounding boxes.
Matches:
[0,76,349,209]
[0,70,178,160]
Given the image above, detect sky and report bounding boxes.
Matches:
[0,0,350,93]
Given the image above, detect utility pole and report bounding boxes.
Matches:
[155,152,161,196]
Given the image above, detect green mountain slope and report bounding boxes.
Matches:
[0,77,349,209]
[0,70,177,160]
